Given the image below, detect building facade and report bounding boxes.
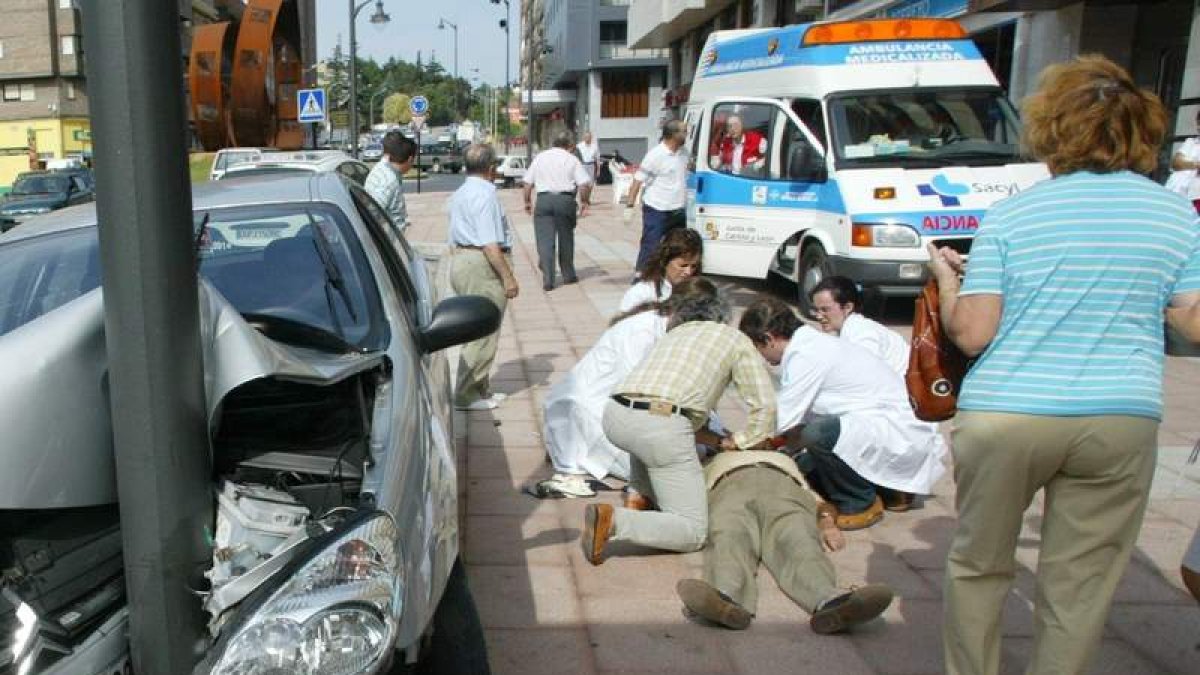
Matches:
[525,0,668,162]
[629,0,1200,168]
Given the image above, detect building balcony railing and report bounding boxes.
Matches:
[599,42,667,59]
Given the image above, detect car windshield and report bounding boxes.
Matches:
[827,88,1022,168]
[197,203,381,351]
[12,175,70,195]
[0,229,101,337]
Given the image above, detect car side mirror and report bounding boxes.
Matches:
[419,295,501,354]
[788,145,827,183]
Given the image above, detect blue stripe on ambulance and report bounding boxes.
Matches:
[693,171,847,215]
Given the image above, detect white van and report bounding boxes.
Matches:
[684,18,1049,313]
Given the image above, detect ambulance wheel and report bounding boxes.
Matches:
[797,243,831,318]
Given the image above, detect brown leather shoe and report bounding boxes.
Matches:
[581,503,614,565]
[677,579,752,630]
[623,490,655,511]
[835,496,884,531]
[881,490,914,512]
[810,584,894,635]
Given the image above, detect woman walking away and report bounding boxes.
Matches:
[931,55,1200,675]
[620,228,703,312]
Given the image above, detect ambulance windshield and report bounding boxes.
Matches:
[828,88,1022,168]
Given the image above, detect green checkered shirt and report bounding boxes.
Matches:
[616,321,777,449]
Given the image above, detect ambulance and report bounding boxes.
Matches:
[683,18,1050,313]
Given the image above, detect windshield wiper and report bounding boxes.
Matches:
[193,212,211,260]
[305,213,359,334]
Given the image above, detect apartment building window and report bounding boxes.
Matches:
[601,71,648,118]
[66,82,76,100]
[21,84,35,101]
[59,0,77,8]
[2,83,33,102]
[62,35,77,56]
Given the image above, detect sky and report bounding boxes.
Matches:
[315,0,520,88]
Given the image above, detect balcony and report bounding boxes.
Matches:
[627,0,725,49]
[598,42,668,60]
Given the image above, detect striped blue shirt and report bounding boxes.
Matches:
[958,171,1200,419]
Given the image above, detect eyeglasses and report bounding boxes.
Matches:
[811,305,841,315]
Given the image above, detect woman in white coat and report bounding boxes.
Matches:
[809,276,908,376]
[619,228,703,312]
[540,277,720,498]
[738,297,946,530]
[1166,109,1200,213]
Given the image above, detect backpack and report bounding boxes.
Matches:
[906,279,973,422]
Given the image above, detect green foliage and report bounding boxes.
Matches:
[383,93,411,125]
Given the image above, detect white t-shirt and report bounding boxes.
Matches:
[524,147,593,193]
[577,141,599,164]
[1166,137,1200,199]
[618,280,671,312]
[634,142,689,211]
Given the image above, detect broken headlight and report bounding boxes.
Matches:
[205,512,402,675]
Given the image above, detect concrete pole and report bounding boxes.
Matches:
[79,0,211,672]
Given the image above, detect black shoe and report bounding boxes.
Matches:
[810,584,893,634]
[676,579,752,630]
[543,284,554,292]
[563,276,579,285]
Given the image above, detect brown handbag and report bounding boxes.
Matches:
[906,279,973,422]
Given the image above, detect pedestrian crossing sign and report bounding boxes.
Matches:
[297,88,326,123]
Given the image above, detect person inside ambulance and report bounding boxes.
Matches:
[710,114,767,176]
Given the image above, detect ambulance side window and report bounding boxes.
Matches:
[791,99,827,150]
[777,116,825,183]
[707,103,774,179]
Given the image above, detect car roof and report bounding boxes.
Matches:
[1,173,352,244]
[220,152,363,177]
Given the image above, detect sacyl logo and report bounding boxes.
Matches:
[917,174,970,207]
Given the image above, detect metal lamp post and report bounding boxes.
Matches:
[438,18,459,121]
[490,0,510,151]
[349,0,390,157]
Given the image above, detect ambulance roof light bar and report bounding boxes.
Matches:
[802,19,966,46]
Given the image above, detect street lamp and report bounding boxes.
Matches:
[349,0,390,157]
[437,18,459,122]
[490,0,510,151]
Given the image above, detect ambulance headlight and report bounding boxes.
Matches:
[852,223,920,248]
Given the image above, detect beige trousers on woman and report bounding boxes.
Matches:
[943,411,1157,675]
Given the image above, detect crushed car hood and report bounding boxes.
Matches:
[0,280,384,509]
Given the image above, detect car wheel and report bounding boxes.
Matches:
[797,242,833,319]
[386,558,490,675]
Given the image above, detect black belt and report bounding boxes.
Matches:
[611,394,693,418]
[456,244,511,253]
[538,191,576,197]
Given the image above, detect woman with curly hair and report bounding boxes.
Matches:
[620,228,703,312]
[929,55,1200,675]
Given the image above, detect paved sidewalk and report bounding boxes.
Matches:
[405,183,1200,675]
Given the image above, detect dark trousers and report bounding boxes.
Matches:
[635,204,686,273]
[790,415,878,514]
[534,192,578,287]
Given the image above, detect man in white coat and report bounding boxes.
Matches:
[810,276,909,376]
[738,297,946,530]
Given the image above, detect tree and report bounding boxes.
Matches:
[383,93,411,125]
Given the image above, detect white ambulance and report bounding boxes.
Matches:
[683,18,1049,313]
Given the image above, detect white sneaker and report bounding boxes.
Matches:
[457,398,499,411]
[550,473,596,498]
[488,392,508,403]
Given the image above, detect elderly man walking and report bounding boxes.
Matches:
[449,143,519,411]
[364,130,417,232]
[577,131,600,199]
[523,131,594,291]
[626,120,690,274]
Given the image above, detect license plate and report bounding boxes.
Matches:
[236,227,280,240]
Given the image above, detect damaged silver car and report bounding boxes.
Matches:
[0,173,497,674]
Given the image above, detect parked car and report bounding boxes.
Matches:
[361,142,385,162]
[0,173,496,674]
[208,147,276,181]
[0,170,95,232]
[218,150,371,186]
[492,155,526,188]
[412,142,462,174]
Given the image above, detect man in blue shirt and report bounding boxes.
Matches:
[448,143,519,411]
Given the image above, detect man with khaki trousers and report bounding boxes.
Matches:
[448,143,519,411]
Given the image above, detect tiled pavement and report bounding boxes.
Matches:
[405,182,1200,675]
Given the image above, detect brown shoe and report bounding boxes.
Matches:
[810,584,894,634]
[835,496,884,531]
[881,490,914,512]
[676,579,752,630]
[581,503,614,565]
[623,490,655,511]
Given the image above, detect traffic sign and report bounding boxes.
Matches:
[297,88,327,123]
[410,95,429,116]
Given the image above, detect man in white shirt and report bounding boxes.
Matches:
[810,276,909,376]
[523,131,594,291]
[364,131,417,232]
[626,120,690,274]
[449,143,519,411]
[577,131,600,201]
[738,297,946,531]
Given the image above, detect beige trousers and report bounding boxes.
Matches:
[706,466,838,614]
[944,411,1157,675]
[449,249,507,406]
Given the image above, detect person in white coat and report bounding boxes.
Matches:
[539,277,720,499]
[1166,109,1200,213]
[738,297,946,530]
[809,276,909,376]
[620,228,703,312]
